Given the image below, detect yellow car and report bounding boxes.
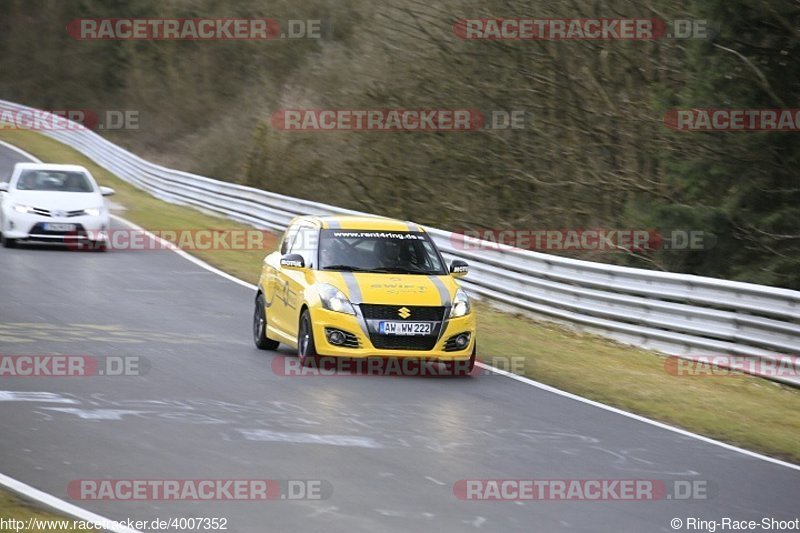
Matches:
[253,215,476,374]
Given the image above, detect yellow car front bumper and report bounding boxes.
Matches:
[309,307,476,360]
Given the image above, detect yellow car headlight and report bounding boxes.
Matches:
[318,283,356,315]
[450,288,471,318]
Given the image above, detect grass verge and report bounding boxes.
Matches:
[1,129,798,471]
[0,130,273,283]
[0,490,84,532]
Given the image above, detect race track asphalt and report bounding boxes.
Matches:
[1,143,798,533]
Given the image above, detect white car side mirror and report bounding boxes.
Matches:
[0,182,8,192]
[100,186,115,196]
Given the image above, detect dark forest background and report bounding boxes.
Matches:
[1,0,798,288]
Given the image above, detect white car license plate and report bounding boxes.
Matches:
[378,321,432,336]
[43,223,76,232]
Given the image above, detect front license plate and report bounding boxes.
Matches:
[378,321,433,336]
[43,223,76,232]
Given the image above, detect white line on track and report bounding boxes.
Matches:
[0,139,43,163]
[476,363,800,472]
[113,186,800,472]
[0,139,797,529]
[109,215,256,291]
[0,141,142,530]
[0,473,142,533]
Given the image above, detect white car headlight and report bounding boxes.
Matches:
[450,288,471,318]
[318,283,356,315]
[13,204,33,214]
[83,207,102,217]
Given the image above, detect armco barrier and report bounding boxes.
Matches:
[2,100,798,386]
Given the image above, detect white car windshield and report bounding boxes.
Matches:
[15,170,94,193]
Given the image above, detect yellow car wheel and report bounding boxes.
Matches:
[253,294,279,351]
[297,309,320,367]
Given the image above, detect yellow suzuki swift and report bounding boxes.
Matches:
[253,215,476,374]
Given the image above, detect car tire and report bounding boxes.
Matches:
[297,309,320,367]
[447,344,476,376]
[2,235,16,248]
[78,240,107,252]
[253,294,279,350]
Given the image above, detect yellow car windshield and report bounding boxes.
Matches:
[319,229,446,275]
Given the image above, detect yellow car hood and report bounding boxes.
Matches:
[314,271,457,306]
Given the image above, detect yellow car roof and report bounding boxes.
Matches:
[305,215,424,232]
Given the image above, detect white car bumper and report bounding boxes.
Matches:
[2,208,109,243]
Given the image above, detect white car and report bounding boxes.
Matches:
[0,163,114,250]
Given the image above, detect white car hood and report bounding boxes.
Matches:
[7,190,103,211]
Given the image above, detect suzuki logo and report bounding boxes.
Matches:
[397,307,411,319]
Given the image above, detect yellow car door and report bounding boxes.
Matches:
[266,223,302,339]
[279,225,317,341]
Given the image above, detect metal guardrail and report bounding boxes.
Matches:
[2,100,799,386]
